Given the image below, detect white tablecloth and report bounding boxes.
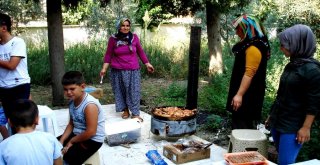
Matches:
[212,160,277,165]
[291,159,320,165]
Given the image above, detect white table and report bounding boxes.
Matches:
[212,160,277,165]
[291,159,320,165]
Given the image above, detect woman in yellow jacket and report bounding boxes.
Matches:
[226,14,271,129]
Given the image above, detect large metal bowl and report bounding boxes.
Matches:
[151,106,197,121]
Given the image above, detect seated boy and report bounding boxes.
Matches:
[0,99,63,165]
[58,71,105,165]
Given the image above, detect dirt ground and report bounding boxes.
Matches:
[31,78,230,149]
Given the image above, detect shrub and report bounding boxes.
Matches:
[154,82,187,107]
[198,75,229,115]
[204,114,224,131]
[142,41,189,79]
[28,44,51,85]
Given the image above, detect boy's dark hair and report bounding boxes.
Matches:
[0,13,12,33]
[62,71,85,85]
[9,99,38,128]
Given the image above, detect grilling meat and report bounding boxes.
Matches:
[153,107,196,120]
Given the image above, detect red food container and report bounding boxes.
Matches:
[224,151,268,165]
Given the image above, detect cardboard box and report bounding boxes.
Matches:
[163,144,210,164]
[105,119,141,146]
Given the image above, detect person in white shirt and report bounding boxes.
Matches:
[0,13,31,135]
[0,99,63,165]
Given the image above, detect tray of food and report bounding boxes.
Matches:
[152,106,197,121]
[224,151,268,165]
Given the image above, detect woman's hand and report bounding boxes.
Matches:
[100,63,109,77]
[145,63,154,73]
[296,115,315,144]
[100,68,106,77]
[296,126,311,144]
[231,94,242,111]
[265,115,271,130]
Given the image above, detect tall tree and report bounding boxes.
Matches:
[44,0,114,105]
[4,0,131,106]
[0,0,44,33]
[275,0,320,38]
[136,0,250,76]
[206,1,222,75]
[203,0,250,75]
[47,0,65,106]
[2,0,67,106]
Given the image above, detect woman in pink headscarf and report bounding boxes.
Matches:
[100,18,154,122]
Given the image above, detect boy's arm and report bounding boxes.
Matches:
[0,56,22,70]
[53,157,63,165]
[0,38,26,70]
[66,104,98,144]
[59,119,74,144]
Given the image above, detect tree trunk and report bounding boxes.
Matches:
[206,2,223,76]
[46,0,65,106]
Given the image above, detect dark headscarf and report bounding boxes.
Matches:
[113,18,133,51]
[278,24,317,65]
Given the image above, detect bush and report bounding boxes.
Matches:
[28,44,51,85]
[198,75,229,115]
[28,38,200,84]
[154,82,187,107]
[142,41,189,79]
[28,40,106,85]
[204,114,224,131]
[64,40,105,83]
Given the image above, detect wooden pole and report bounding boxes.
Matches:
[186,26,201,110]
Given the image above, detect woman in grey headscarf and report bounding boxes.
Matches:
[265,24,320,165]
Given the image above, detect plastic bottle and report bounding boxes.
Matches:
[145,150,168,165]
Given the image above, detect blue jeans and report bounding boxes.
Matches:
[271,128,302,165]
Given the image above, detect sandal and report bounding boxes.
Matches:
[131,115,144,122]
[121,108,130,119]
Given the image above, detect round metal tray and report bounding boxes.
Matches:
[151,106,197,121]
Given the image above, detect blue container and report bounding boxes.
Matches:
[84,87,96,93]
[146,150,168,165]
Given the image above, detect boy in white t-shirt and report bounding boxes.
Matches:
[0,13,31,134]
[0,99,63,165]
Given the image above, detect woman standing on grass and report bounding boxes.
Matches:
[100,18,154,122]
[266,24,320,165]
[226,14,270,129]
